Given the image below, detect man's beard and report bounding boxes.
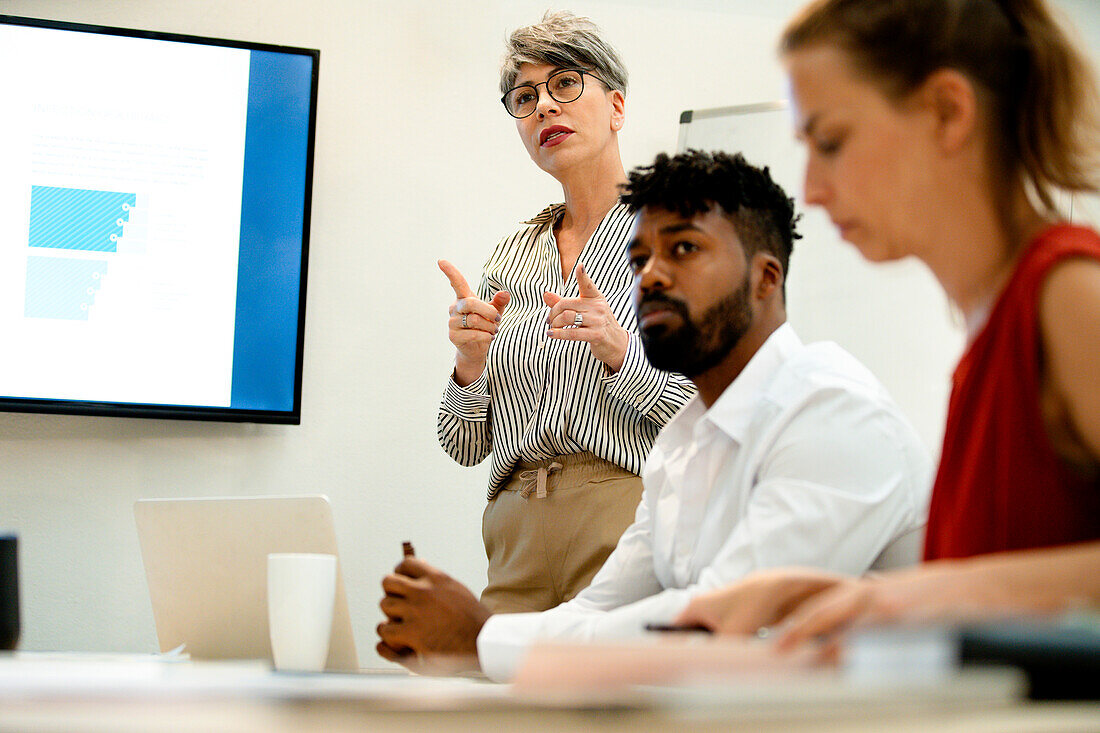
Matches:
[638,277,752,379]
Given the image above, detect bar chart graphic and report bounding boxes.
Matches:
[28,186,137,253]
[25,256,110,321]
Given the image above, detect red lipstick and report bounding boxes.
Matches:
[540,125,574,147]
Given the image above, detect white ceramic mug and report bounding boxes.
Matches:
[267,553,336,672]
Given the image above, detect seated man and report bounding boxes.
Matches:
[376,150,932,681]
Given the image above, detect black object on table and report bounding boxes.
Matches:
[0,535,17,651]
[961,618,1100,700]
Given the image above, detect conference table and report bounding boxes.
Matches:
[1,652,1098,732]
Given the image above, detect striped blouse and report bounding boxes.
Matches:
[438,202,696,500]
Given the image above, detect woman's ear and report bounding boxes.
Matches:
[918,68,979,155]
[610,89,626,131]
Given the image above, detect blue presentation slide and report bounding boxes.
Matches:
[0,23,312,415]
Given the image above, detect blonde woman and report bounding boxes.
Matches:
[679,0,1100,642]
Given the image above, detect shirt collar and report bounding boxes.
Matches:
[523,203,566,227]
[703,322,802,443]
[522,201,631,228]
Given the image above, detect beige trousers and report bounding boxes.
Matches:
[481,452,643,613]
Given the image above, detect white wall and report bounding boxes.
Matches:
[0,0,1097,665]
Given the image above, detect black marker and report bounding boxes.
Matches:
[644,622,713,634]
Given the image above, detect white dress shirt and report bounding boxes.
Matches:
[476,324,932,681]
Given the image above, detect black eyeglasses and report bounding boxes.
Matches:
[501,68,611,119]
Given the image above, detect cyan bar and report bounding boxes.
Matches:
[24,256,110,321]
[28,186,137,253]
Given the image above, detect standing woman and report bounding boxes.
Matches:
[678,0,1100,638]
[437,12,695,614]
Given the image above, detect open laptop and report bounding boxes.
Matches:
[134,495,359,671]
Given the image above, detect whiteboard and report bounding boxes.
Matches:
[678,102,966,454]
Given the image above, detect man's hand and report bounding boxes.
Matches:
[376,557,492,675]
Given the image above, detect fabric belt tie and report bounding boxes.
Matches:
[517,461,563,500]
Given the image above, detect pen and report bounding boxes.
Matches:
[402,541,415,558]
[643,622,713,634]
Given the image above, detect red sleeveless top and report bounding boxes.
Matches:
[924,224,1100,560]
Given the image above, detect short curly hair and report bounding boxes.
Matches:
[621,150,801,288]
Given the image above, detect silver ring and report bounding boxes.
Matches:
[461,313,469,328]
[573,312,583,327]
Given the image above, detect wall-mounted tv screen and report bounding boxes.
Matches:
[0,15,317,424]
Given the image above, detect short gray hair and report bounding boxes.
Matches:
[500,11,628,96]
